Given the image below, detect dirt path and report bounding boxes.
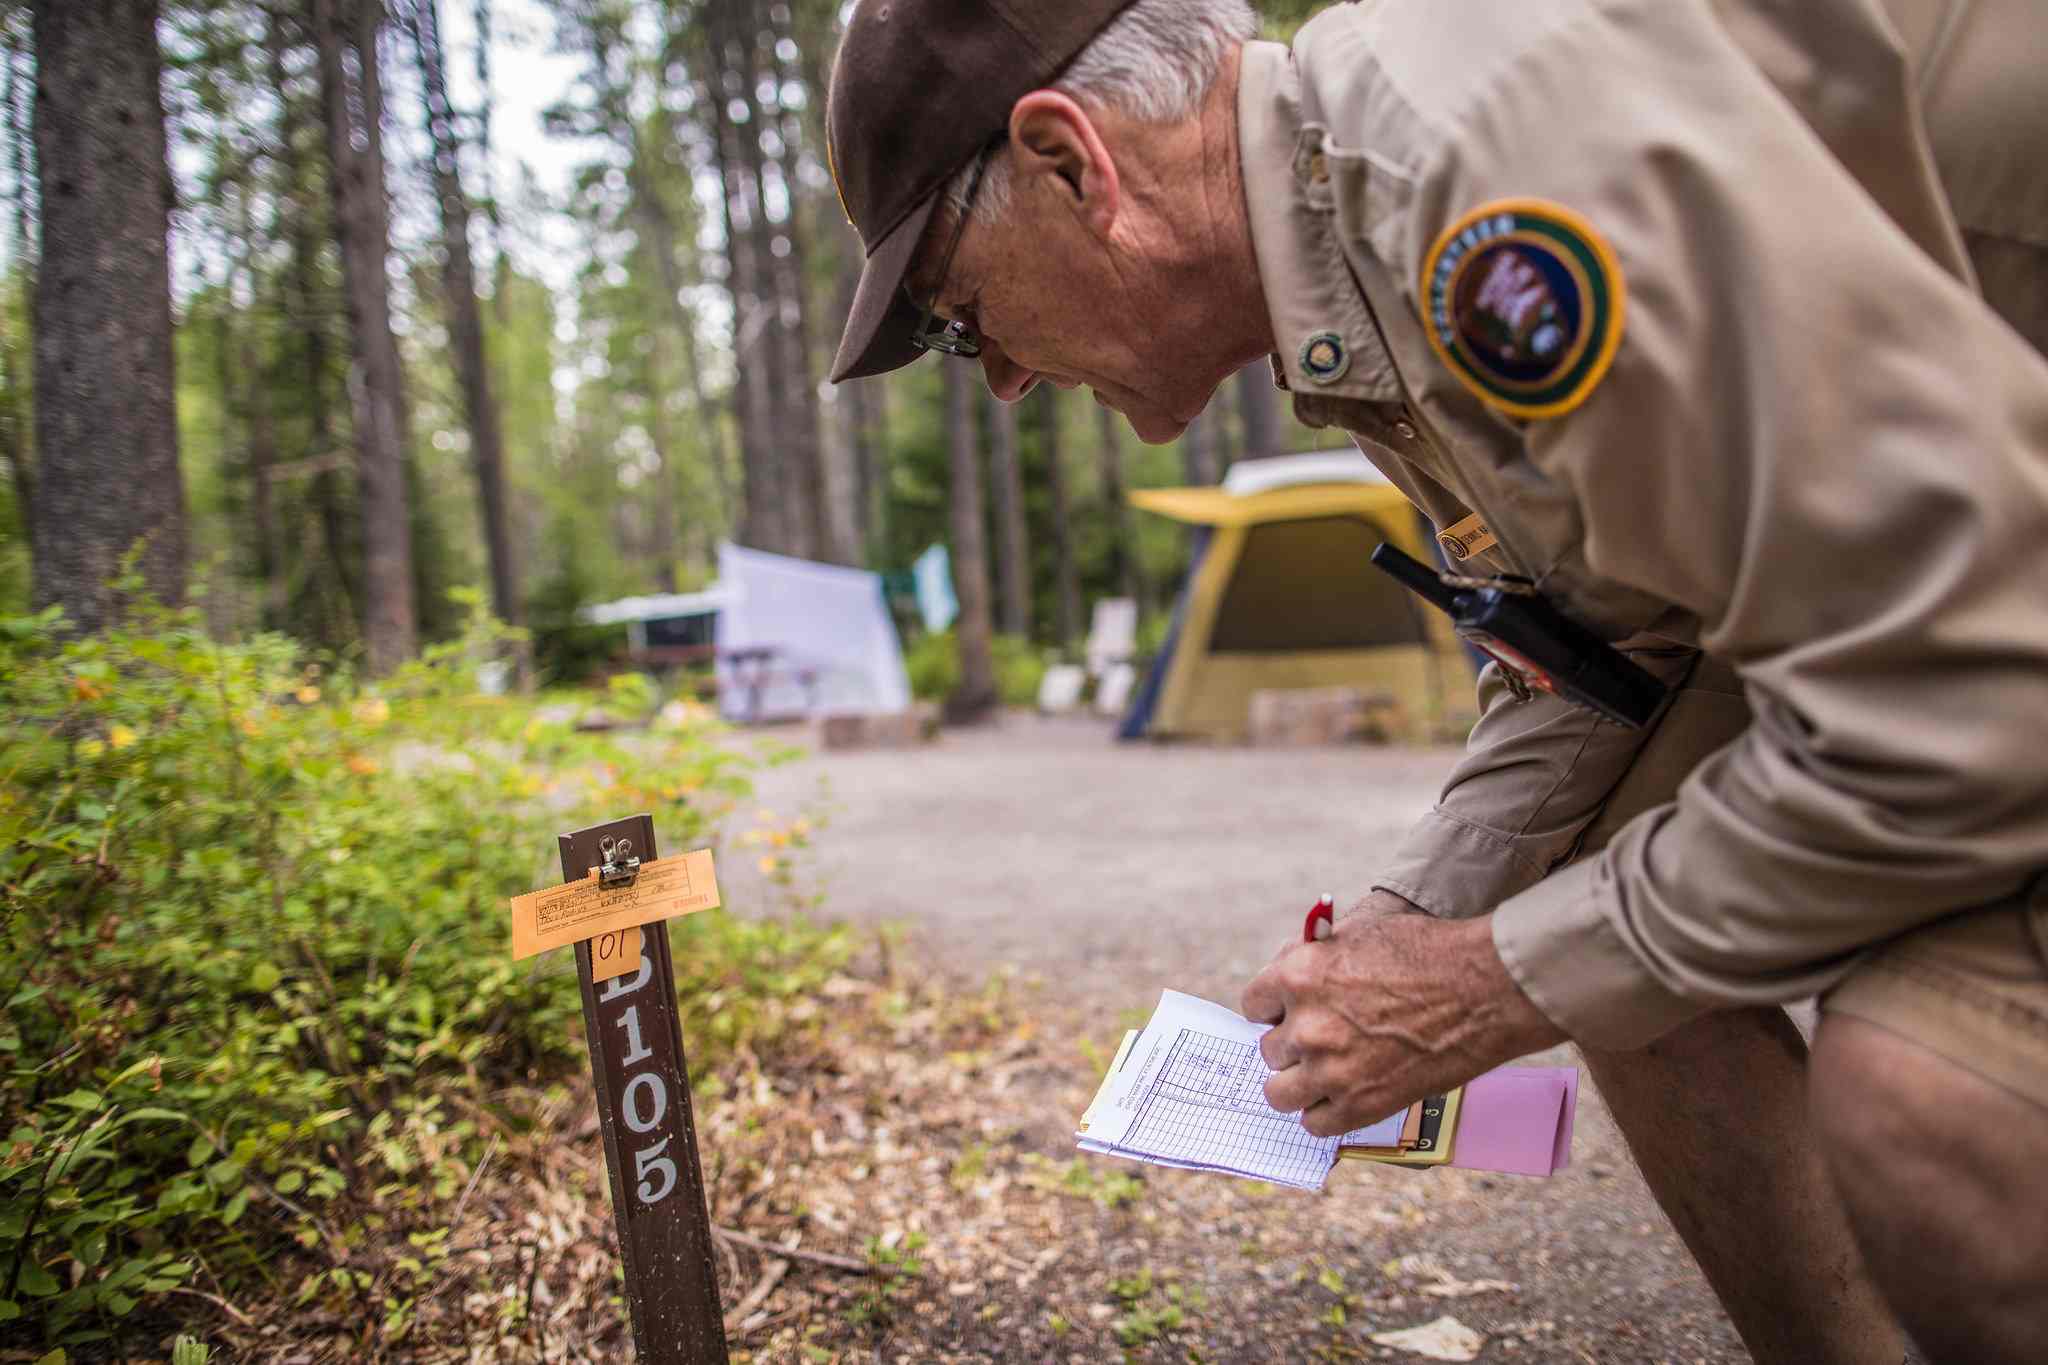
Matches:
[728,713,1750,1363]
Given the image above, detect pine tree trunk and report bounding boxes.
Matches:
[626,132,733,529]
[28,0,185,630]
[945,363,998,721]
[1038,386,1081,653]
[1236,360,1283,459]
[242,324,287,631]
[2,37,34,564]
[639,306,681,592]
[1096,403,1148,613]
[410,0,519,625]
[852,376,885,556]
[1180,408,1221,485]
[834,248,885,559]
[268,9,357,644]
[314,0,417,673]
[703,1,783,554]
[762,0,841,563]
[227,186,286,631]
[725,0,821,560]
[470,0,505,326]
[985,391,1030,637]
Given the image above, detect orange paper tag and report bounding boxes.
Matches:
[589,924,643,983]
[509,850,720,962]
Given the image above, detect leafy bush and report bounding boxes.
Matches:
[0,588,842,1350]
[904,630,1049,707]
[993,635,1051,707]
[903,629,960,702]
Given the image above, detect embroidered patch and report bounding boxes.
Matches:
[1421,199,1625,420]
[1299,331,1349,384]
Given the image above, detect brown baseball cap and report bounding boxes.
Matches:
[825,0,1138,383]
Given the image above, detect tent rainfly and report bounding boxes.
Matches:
[714,543,912,722]
[1119,453,1470,742]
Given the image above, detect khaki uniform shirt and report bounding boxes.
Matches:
[1238,0,2048,1047]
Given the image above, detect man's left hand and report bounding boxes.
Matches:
[1242,891,1566,1136]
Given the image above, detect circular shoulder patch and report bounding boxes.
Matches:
[1420,199,1625,421]
[1299,331,1349,384]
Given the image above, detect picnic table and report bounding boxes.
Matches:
[720,646,819,724]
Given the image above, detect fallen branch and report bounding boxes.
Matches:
[721,1254,790,1335]
[731,1303,802,1341]
[164,1285,255,1327]
[450,1134,500,1227]
[713,1225,875,1276]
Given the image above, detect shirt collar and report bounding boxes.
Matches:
[1236,40,1400,404]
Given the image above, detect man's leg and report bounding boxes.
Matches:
[1581,1007,1910,1364]
[1564,664,1906,1361]
[1811,1016,2048,1363]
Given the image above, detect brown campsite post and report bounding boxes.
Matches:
[558,815,727,1363]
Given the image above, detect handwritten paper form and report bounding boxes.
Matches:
[1077,991,1405,1190]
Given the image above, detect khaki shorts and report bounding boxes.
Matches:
[1579,654,2048,1111]
[1824,889,2048,1112]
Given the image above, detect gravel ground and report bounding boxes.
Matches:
[726,712,1753,1363]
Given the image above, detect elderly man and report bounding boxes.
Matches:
[824,2,2048,1360]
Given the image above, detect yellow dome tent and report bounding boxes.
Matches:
[1118,454,1471,742]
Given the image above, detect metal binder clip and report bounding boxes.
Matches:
[597,834,641,889]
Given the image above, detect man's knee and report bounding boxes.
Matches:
[1811,1013,2048,1363]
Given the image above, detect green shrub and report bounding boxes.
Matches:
[903,629,960,702]
[904,630,1049,707]
[991,635,1049,708]
[0,588,842,1349]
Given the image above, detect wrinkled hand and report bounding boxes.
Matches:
[1241,891,1565,1137]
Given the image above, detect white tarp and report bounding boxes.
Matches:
[912,543,957,633]
[714,542,912,722]
[577,587,730,627]
[1084,597,1137,678]
[1221,450,1388,495]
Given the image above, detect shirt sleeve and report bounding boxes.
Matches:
[1370,644,1699,922]
[1400,0,2048,1046]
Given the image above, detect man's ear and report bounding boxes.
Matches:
[1008,90,1120,239]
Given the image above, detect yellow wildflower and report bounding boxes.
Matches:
[295,684,322,705]
[353,697,391,727]
[108,723,139,750]
[757,855,778,876]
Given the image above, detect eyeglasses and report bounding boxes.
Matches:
[909,145,993,359]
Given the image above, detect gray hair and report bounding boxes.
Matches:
[943,0,1257,225]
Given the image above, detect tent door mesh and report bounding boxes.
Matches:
[1206,516,1426,653]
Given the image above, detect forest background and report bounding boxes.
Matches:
[2,0,1335,700]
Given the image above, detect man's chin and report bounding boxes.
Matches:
[1090,389,1189,445]
[1126,413,1190,445]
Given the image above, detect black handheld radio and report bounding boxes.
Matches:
[1370,543,1666,729]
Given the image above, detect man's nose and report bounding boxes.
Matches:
[977,343,1037,403]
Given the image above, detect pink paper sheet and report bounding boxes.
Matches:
[1449,1066,1579,1178]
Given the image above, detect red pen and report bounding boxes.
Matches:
[1303,893,1335,943]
